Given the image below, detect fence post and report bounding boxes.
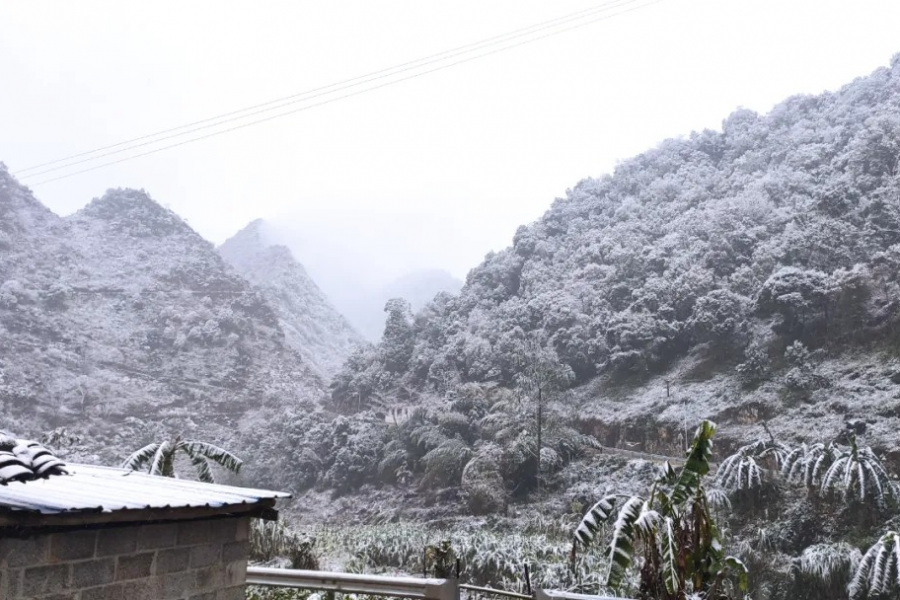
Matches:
[425,578,459,600]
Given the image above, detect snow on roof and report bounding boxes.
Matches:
[0,463,290,526]
[0,433,68,484]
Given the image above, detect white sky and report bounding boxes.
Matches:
[1,0,899,285]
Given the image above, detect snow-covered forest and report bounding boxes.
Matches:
[337,54,900,404]
[5,50,900,600]
[328,53,900,480]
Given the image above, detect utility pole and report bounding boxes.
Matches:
[536,386,542,497]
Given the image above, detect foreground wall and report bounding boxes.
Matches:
[0,515,249,600]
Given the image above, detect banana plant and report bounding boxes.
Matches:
[122,435,242,483]
[716,438,789,492]
[782,435,896,507]
[572,420,748,599]
[849,531,900,599]
[820,435,897,507]
[782,442,839,488]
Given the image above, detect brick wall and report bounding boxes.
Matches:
[0,515,250,600]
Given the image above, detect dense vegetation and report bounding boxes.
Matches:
[304,53,900,508]
[248,515,610,596]
[334,54,900,402]
[265,376,594,509]
[250,420,900,599]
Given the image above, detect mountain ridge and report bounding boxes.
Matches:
[0,172,324,485]
[331,53,900,455]
[218,219,363,379]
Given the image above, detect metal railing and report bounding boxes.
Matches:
[458,584,531,599]
[534,589,625,600]
[245,567,633,600]
[246,568,458,600]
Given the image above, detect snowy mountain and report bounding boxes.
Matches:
[333,54,900,456]
[0,174,324,484]
[218,220,362,379]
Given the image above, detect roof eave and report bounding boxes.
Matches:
[0,497,279,530]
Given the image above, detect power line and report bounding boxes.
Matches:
[25,0,665,187]
[65,288,259,295]
[15,0,641,177]
[25,1,656,182]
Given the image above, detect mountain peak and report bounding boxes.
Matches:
[219,218,278,254]
[76,188,189,237]
[219,220,363,379]
[219,219,296,270]
[240,217,269,240]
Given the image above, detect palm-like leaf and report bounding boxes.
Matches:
[743,439,791,468]
[718,556,749,593]
[150,440,174,477]
[656,461,678,486]
[188,453,214,483]
[123,437,242,483]
[378,441,407,480]
[782,442,837,487]
[605,496,650,590]
[718,438,790,491]
[573,419,732,598]
[660,516,681,594]
[781,436,895,507]
[705,487,733,512]
[121,442,161,472]
[717,453,763,491]
[574,495,618,546]
[850,531,900,599]
[410,424,448,451]
[671,420,716,505]
[182,441,243,476]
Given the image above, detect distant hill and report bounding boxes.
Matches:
[0,173,323,484]
[382,269,463,310]
[219,220,362,379]
[354,269,463,341]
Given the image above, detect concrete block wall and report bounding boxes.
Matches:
[0,516,250,600]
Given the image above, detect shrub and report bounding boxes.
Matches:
[250,520,319,570]
[461,444,506,515]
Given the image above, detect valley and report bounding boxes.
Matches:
[4,51,900,600]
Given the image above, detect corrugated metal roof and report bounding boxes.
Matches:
[0,463,290,516]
